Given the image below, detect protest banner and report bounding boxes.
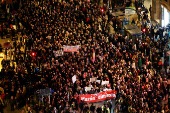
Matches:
[53,50,64,57]
[75,90,117,103]
[63,45,80,52]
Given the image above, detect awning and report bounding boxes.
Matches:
[124,24,138,30]
[112,11,125,17]
[127,28,142,36]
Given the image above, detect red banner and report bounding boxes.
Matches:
[63,45,80,52]
[75,90,117,103]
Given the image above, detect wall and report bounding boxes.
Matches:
[151,0,170,26]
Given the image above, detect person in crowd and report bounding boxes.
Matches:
[10,96,15,111]
[83,104,89,113]
[135,0,139,11]
[131,18,135,24]
[90,103,95,113]
[96,105,102,113]
[0,95,4,113]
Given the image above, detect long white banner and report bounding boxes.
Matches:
[63,45,80,52]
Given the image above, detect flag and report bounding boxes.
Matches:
[93,49,95,63]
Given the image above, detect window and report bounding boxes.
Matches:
[162,6,164,20]
[161,5,169,27]
[169,12,170,23]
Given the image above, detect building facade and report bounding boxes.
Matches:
[152,0,170,27]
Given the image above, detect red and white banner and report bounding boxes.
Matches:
[75,90,117,103]
[63,45,80,52]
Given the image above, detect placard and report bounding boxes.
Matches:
[90,77,96,82]
[40,88,52,96]
[53,50,64,57]
[101,81,109,85]
[96,80,101,83]
[72,75,77,83]
[125,7,136,15]
[85,87,91,91]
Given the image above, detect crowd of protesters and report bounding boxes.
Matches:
[0,0,170,113]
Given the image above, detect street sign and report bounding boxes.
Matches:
[125,7,136,15]
[40,88,52,96]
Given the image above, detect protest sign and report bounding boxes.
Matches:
[40,88,52,96]
[90,77,96,82]
[96,80,101,83]
[85,87,91,91]
[72,75,77,83]
[63,45,80,52]
[53,50,64,57]
[101,81,109,85]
